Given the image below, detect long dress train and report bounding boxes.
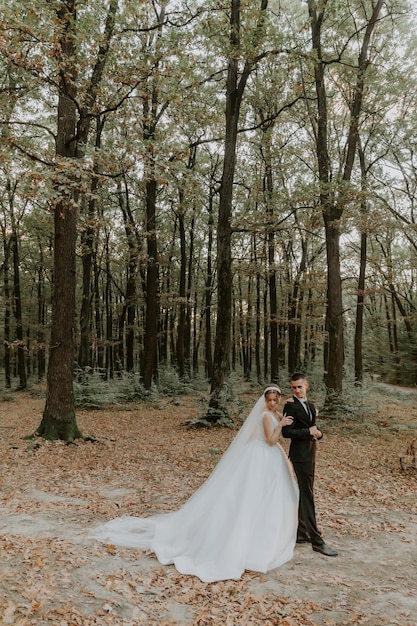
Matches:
[91,395,299,583]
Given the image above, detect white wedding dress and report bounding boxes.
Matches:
[91,393,299,583]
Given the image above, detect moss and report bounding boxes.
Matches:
[36,410,83,442]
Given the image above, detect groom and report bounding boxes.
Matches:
[282,372,338,557]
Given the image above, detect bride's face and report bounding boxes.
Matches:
[265,392,279,411]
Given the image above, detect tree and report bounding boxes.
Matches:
[38,0,118,439]
[37,0,81,440]
[208,0,269,421]
[305,0,384,408]
[78,117,106,372]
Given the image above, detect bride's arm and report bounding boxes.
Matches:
[262,412,293,446]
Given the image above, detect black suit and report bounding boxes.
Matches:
[282,396,324,547]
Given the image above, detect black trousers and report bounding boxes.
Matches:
[292,459,323,546]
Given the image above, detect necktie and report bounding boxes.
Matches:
[303,400,312,422]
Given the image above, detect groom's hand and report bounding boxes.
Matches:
[309,425,322,440]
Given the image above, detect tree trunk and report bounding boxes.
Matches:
[39,189,81,440]
[118,178,139,374]
[307,0,382,405]
[38,0,81,441]
[176,207,187,379]
[192,291,200,374]
[11,230,27,389]
[237,272,249,379]
[105,241,114,379]
[78,190,95,371]
[383,293,395,358]
[38,0,117,438]
[308,0,344,396]
[288,239,307,374]
[204,186,215,381]
[142,177,159,388]
[261,130,279,381]
[255,268,262,383]
[185,211,195,376]
[2,234,11,388]
[37,241,46,382]
[389,291,400,384]
[231,297,237,372]
[209,0,268,421]
[354,143,368,384]
[159,266,169,366]
[94,250,104,371]
[245,270,253,381]
[388,281,417,382]
[175,148,197,381]
[305,288,317,365]
[78,118,105,370]
[268,231,278,382]
[323,216,344,392]
[208,63,236,416]
[117,304,127,373]
[263,278,269,380]
[140,3,170,389]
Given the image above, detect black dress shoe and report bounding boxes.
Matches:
[312,543,338,557]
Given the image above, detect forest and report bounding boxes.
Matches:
[0,0,417,435]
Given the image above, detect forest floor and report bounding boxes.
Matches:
[0,381,416,626]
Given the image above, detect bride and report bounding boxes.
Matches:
[91,385,299,583]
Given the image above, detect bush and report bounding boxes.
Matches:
[73,370,149,409]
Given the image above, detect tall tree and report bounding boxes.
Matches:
[1,224,12,388]
[260,120,280,382]
[78,117,105,371]
[38,0,118,439]
[37,0,81,440]
[208,0,269,421]
[118,173,142,373]
[140,2,169,389]
[10,190,27,390]
[306,0,383,407]
[354,139,368,384]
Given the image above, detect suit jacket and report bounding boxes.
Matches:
[281,396,320,464]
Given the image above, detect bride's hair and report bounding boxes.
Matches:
[264,385,281,397]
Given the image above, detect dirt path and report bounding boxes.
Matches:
[1,491,416,625]
[0,387,416,625]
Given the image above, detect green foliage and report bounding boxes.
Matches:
[73,371,149,409]
[185,407,235,429]
[320,389,357,420]
[157,367,190,397]
[73,367,207,409]
[0,391,15,403]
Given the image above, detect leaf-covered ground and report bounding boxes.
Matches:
[0,382,416,625]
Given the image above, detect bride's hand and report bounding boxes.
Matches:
[281,415,294,426]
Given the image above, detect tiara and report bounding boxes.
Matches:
[264,385,281,396]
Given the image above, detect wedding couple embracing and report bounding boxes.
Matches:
[91,373,337,583]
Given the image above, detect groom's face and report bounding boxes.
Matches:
[290,379,308,399]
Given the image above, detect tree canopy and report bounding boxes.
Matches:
[0,0,416,433]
